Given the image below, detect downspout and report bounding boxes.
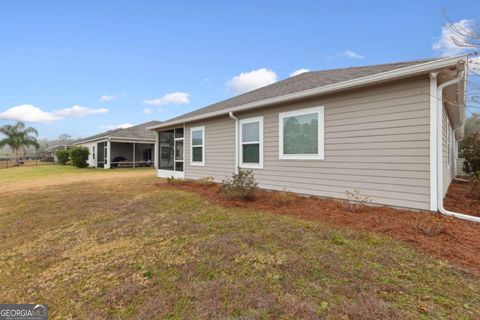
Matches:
[229,112,239,173]
[435,70,480,222]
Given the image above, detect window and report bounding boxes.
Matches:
[190,126,205,166]
[239,117,263,169]
[279,106,324,159]
[92,146,95,160]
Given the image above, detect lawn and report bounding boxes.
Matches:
[0,168,479,319]
[0,164,153,183]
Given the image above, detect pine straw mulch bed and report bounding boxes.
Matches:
[444,177,480,217]
[156,180,480,275]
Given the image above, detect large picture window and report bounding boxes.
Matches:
[279,106,324,160]
[190,126,205,166]
[239,117,263,169]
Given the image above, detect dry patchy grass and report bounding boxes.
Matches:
[0,172,479,319]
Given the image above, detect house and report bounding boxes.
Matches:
[73,121,160,168]
[147,56,469,213]
[44,144,68,162]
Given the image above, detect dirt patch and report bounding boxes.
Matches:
[444,178,480,217]
[156,180,480,274]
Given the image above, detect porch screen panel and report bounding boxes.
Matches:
[159,130,174,170]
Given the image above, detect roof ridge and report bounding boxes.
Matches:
[301,58,437,75]
[158,56,458,125]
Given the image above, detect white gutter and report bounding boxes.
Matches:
[147,55,469,131]
[434,70,480,223]
[229,112,239,173]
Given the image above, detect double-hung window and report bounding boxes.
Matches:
[190,126,205,166]
[279,106,324,160]
[239,117,263,169]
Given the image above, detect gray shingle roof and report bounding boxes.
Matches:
[166,58,438,123]
[75,121,161,144]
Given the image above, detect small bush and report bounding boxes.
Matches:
[55,149,69,165]
[271,189,299,206]
[197,176,215,187]
[344,189,372,213]
[219,168,258,201]
[462,132,480,175]
[471,171,480,200]
[414,219,445,237]
[69,146,89,168]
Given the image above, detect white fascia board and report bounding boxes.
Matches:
[72,137,109,145]
[74,136,155,145]
[109,137,156,143]
[147,55,468,131]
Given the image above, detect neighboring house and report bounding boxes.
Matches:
[45,144,69,162]
[73,121,160,168]
[148,56,468,212]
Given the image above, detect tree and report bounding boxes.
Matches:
[58,133,72,141]
[462,132,480,175]
[442,16,479,115]
[0,121,39,165]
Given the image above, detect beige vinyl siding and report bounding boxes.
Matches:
[185,116,236,180]
[185,76,431,210]
[442,106,454,195]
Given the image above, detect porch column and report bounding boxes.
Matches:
[133,142,136,168]
[105,140,111,169]
[154,132,159,169]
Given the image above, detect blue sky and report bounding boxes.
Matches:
[0,0,478,139]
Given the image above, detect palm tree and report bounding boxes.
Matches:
[0,121,40,165]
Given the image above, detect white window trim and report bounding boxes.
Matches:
[239,116,263,169]
[190,126,205,166]
[279,106,324,160]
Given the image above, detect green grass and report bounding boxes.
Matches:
[0,172,479,319]
[0,164,152,182]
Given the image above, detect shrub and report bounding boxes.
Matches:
[414,219,445,237]
[55,149,69,165]
[69,146,89,168]
[219,168,258,201]
[344,189,372,213]
[271,189,299,206]
[462,132,480,175]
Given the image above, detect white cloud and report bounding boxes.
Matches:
[433,19,476,57]
[290,68,310,77]
[102,123,134,130]
[143,92,190,106]
[99,94,116,102]
[53,105,108,118]
[0,104,108,123]
[228,68,278,94]
[143,107,154,114]
[340,50,364,59]
[0,104,61,122]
